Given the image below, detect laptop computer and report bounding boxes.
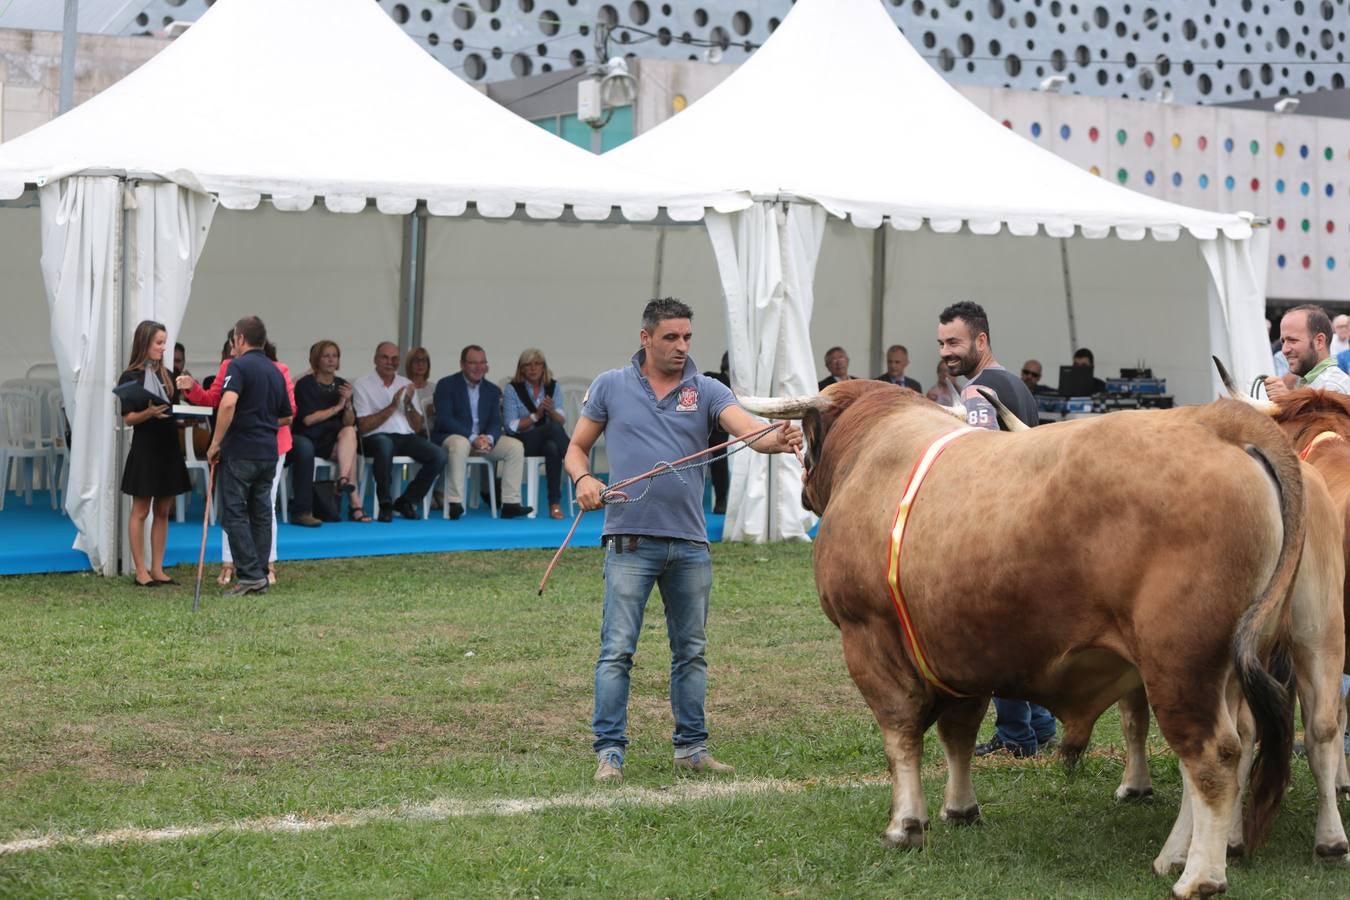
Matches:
[1058,364,1098,397]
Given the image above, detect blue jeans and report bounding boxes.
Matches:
[218,457,277,584]
[286,435,316,517]
[993,697,1057,752]
[360,432,447,504]
[593,536,713,754]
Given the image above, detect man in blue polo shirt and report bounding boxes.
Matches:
[207,316,292,598]
[566,297,802,783]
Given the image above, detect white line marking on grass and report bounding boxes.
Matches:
[0,776,888,856]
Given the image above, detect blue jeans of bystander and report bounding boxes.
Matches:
[593,536,713,755]
[218,458,277,585]
[993,697,1057,753]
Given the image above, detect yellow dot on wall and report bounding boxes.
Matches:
[1170,133,1181,149]
[672,94,688,113]
[1275,141,1285,156]
[1090,165,1101,176]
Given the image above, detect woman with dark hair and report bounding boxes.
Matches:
[405,346,435,435]
[502,347,569,519]
[119,319,191,587]
[292,339,369,521]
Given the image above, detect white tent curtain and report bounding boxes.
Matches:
[39,176,123,573]
[1201,230,1272,397]
[706,201,823,542]
[130,182,218,350]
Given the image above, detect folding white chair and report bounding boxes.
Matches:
[357,454,432,519]
[0,388,57,510]
[522,456,574,520]
[278,457,337,523]
[443,455,497,519]
[175,421,216,524]
[47,390,69,510]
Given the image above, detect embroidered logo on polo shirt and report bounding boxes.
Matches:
[677,386,698,411]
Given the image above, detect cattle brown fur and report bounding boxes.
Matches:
[777,379,1309,898]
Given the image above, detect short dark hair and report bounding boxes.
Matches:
[642,297,694,332]
[938,301,990,342]
[460,344,485,363]
[234,316,267,349]
[824,346,847,358]
[1072,347,1095,365]
[1289,304,1333,346]
[174,342,185,354]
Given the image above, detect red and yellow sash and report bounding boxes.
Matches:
[886,427,979,697]
[1299,430,1342,461]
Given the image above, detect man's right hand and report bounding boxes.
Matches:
[1264,373,1297,402]
[575,474,605,511]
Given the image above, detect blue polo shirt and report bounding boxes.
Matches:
[219,349,291,462]
[582,351,736,542]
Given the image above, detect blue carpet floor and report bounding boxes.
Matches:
[0,491,727,576]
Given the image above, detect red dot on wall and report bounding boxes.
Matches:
[1088,126,1100,142]
[1144,131,1155,147]
[1197,136,1208,150]
[1302,256,1312,269]
[1251,178,1260,191]
[1002,120,1013,129]
[1328,221,1336,234]
[1277,217,1286,230]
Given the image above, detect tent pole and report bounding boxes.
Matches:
[870,227,886,376]
[651,225,666,298]
[59,0,78,114]
[114,181,130,576]
[1059,237,1078,354]
[398,207,426,353]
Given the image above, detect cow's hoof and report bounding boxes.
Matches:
[1115,785,1154,802]
[941,805,981,826]
[1152,855,1186,877]
[881,818,926,849]
[1315,840,1349,861]
[1170,880,1227,898]
[1226,843,1245,859]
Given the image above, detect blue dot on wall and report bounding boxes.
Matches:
[1329,257,1337,271]
[1300,145,1309,158]
[1276,179,1286,193]
[1031,122,1042,138]
[1060,124,1071,140]
[1224,137,1234,152]
[1199,174,1210,189]
[1225,175,1236,190]
[1171,172,1182,187]
[1145,170,1156,185]
[1327,184,1336,198]
[1277,254,1287,268]
[1301,182,1311,196]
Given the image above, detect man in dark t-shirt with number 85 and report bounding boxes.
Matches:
[935,300,1057,759]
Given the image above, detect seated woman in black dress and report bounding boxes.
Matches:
[502,348,570,519]
[291,339,369,521]
[118,319,191,587]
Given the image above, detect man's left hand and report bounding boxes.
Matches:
[207,442,220,465]
[767,422,802,455]
[473,435,492,453]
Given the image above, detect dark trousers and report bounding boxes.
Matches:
[219,458,276,584]
[286,435,316,517]
[708,428,729,513]
[516,419,569,505]
[360,432,447,503]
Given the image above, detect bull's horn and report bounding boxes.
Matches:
[972,386,1031,432]
[737,394,832,420]
[1211,355,1279,414]
[942,399,968,421]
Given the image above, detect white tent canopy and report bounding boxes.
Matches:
[609,0,1270,542]
[0,0,750,574]
[0,0,746,221]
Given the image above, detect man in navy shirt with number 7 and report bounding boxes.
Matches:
[936,300,1055,758]
[566,298,802,784]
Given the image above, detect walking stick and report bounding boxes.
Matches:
[193,461,216,612]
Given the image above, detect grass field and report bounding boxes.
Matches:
[1,542,1346,897]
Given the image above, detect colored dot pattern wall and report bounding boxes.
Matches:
[962,85,1350,302]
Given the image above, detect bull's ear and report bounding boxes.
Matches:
[802,407,825,472]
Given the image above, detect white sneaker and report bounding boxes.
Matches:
[594,749,624,783]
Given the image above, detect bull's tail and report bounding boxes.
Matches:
[1235,436,1303,851]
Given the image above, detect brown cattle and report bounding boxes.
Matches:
[742,379,1310,898]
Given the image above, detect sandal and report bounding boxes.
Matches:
[348,506,373,523]
[267,564,277,586]
[549,503,564,520]
[217,564,234,586]
[336,477,357,495]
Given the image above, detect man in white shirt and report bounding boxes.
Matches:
[1265,305,1350,400]
[352,341,448,522]
[1331,314,1350,356]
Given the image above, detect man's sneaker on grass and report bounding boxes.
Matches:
[594,749,624,783]
[973,736,1035,758]
[222,578,268,598]
[674,748,735,776]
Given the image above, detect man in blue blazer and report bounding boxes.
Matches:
[431,345,532,519]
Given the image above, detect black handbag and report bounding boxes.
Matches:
[312,480,342,522]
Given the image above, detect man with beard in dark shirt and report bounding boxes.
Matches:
[936,300,1056,758]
